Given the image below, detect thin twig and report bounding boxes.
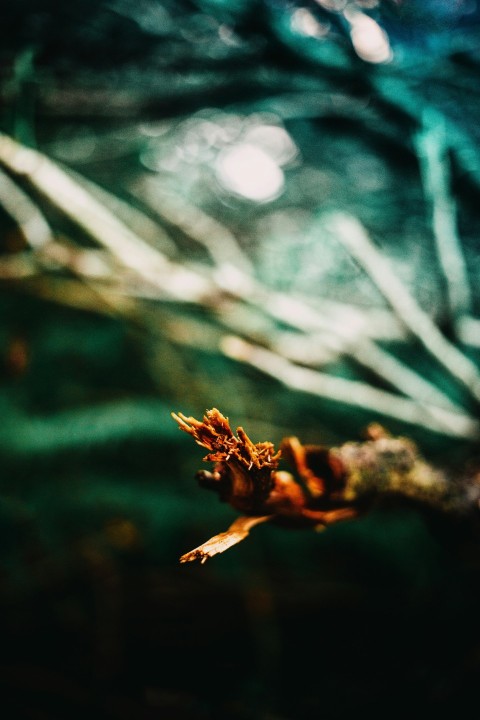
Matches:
[354,338,462,412]
[321,211,480,404]
[0,166,53,248]
[245,284,464,413]
[293,296,408,342]
[456,315,480,349]
[65,167,177,257]
[0,132,212,303]
[415,108,472,322]
[221,335,480,439]
[1,133,476,428]
[130,176,254,275]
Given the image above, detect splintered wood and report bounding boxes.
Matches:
[172,408,452,563]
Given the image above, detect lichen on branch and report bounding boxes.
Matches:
[172,408,462,563]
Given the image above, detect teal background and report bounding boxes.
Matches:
[1,2,480,718]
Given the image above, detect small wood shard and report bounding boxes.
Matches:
[179,515,272,563]
[172,409,454,563]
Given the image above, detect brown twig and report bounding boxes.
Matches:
[172,408,465,563]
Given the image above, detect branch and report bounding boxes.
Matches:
[172,408,474,563]
[321,211,480,404]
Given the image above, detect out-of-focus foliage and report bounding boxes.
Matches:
[1,1,480,718]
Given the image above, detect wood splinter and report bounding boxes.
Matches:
[179,515,272,563]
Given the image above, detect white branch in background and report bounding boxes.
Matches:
[415,109,472,323]
[66,168,177,257]
[296,296,408,342]
[321,211,480,404]
[456,315,480,349]
[0,133,211,303]
[130,176,254,276]
[221,335,480,440]
[245,284,464,413]
[0,166,53,248]
[156,301,471,432]
[0,133,477,434]
[354,338,462,412]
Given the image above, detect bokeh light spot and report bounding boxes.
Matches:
[215,143,285,202]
